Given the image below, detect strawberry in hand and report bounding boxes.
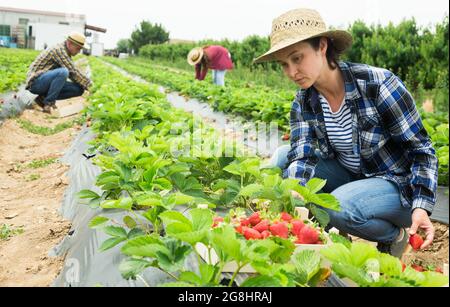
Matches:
[409,234,424,250]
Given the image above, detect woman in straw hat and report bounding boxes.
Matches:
[187,45,234,86]
[258,8,437,257]
[26,32,92,113]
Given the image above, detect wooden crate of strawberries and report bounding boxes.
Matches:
[196,207,332,273]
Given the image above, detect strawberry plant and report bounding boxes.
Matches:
[0,48,39,92]
[421,111,449,186]
[126,207,331,287]
[80,58,343,287]
[321,234,448,287]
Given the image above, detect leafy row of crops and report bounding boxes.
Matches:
[422,112,449,186]
[76,58,447,287]
[102,57,449,186]
[0,48,38,93]
[102,56,293,130]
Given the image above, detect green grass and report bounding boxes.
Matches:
[27,158,58,169]
[9,158,58,173]
[0,224,24,240]
[26,174,41,181]
[16,118,75,136]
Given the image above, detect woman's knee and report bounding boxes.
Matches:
[328,186,372,228]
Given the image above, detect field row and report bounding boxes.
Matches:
[72,58,447,287]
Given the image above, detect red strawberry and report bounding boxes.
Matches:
[282,133,290,141]
[297,226,319,244]
[253,220,270,232]
[212,216,224,228]
[261,230,271,239]
[435,267,443,274]
[290,219,305,236]
[409,234,424,250]
[235,225,243,234]
[269,222,289,238]
[411,264,424,272]
[248,212,262,226]
[243,227,262,240]
[280,212,293,222]
[240,218,251,227]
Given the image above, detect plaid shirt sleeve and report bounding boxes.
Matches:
[51,47,92,89]
[284,98,319,185]
[378,75,438,213]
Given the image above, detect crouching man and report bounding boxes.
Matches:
[26,32,92,113]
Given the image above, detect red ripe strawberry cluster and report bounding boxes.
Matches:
[214,211,324,245]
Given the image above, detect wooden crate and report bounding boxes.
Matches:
[195,207,333,273]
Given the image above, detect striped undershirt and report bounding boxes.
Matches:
[319,94,361,174]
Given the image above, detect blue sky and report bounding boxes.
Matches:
[2,0,449,48]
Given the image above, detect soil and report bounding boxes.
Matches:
[351,221,449,272]
[0,100,83,286]
[402,222,449,271]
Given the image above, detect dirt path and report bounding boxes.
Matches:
[0,100,83,286]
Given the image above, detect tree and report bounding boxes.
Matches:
[117,39,130,53]
[130,21,170,54]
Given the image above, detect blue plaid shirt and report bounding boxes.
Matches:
[284,61,438,214]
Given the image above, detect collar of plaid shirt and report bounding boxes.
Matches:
[304,62,367,114]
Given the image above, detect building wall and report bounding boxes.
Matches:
[0,10,85,31]
[30,23,85,50]
[0,8,86,48]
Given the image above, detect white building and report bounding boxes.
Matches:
[0,6,105,54]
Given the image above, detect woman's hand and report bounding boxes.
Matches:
[409,208,434,249]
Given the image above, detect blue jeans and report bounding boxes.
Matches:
[29,68,84,105]
[270,145,412,244]
[212,70,226,86]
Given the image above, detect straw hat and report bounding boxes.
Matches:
[254,8,352,63]
[187,47,204,66]
[67,32,86,48]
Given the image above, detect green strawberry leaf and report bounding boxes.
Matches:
[241,275,283,287]
[104,226,128,238]
[291,250,321,284]
[99,237,127,252]
[121,235,167,257]
[88,216,109,229]
[309,204,330,228]
[306,178,327,194]
[119,258,153,280]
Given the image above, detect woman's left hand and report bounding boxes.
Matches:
[409,208,435,249]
